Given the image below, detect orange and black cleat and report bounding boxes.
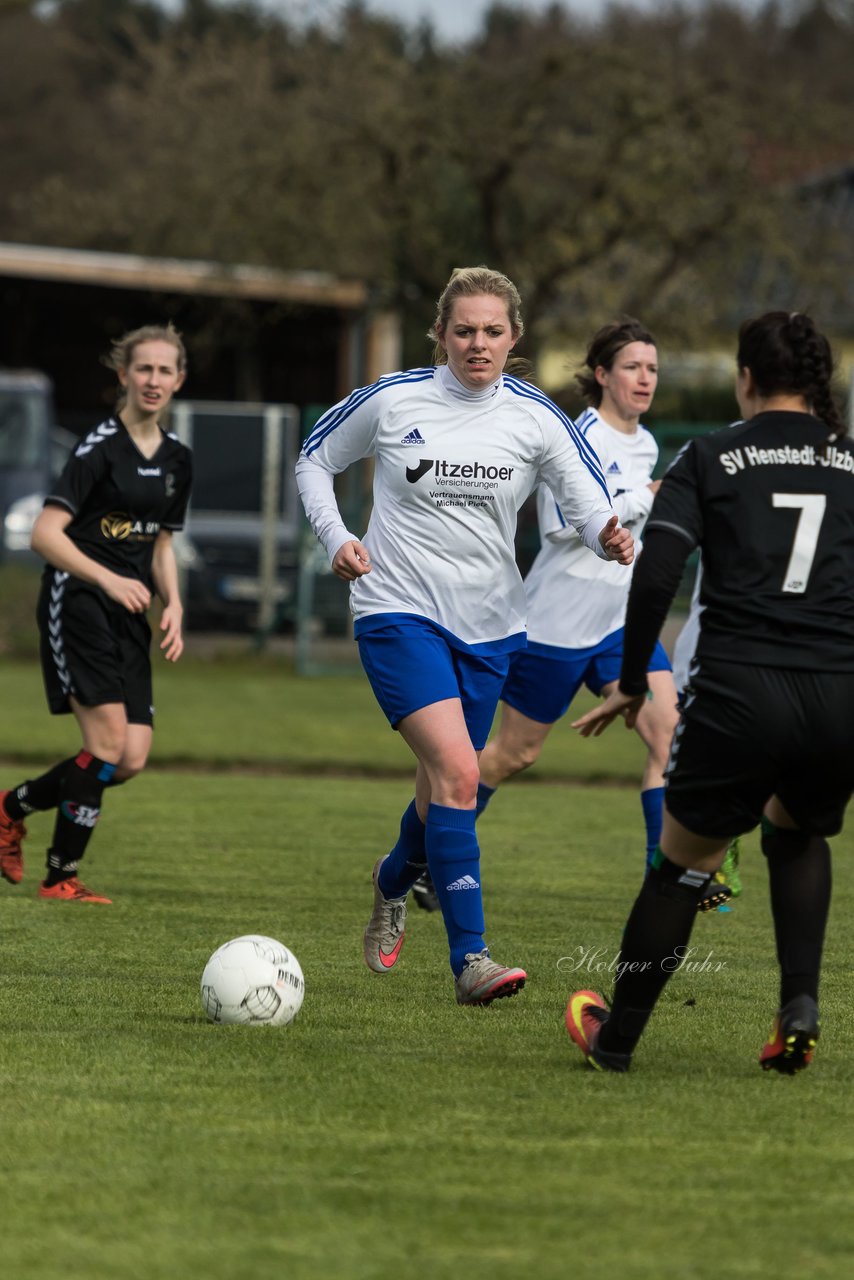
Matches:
[38,877,113,904]
[565,989,632,1073]
[0,790,27,885]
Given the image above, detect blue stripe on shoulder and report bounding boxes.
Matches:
[503,377,610,502]
[574,406,599,437]
[301,368,435,455]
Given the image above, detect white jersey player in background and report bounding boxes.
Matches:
[478,319,727,903]
[296,267,634,1006]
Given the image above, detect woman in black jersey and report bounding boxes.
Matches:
[0,324,192,903]
[564,311,852,1075]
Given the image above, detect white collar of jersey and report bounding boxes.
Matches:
[437,363,502,403]
[587,405,647,438]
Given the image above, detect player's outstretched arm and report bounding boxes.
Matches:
[598,514,634,564]
[572,688,645,737]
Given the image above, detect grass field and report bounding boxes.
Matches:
[1,658,853,1280]
[0,655,655,780]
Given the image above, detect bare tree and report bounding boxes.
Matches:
[5,0,854,359]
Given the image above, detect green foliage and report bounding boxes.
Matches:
[1,774,852,1280]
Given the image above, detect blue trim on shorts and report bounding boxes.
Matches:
[502,627,671,725]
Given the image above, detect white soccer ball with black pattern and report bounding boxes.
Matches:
[200,935,305,1027]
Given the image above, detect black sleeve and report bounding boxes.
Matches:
[45,441,106,516]
[619,529,693,696]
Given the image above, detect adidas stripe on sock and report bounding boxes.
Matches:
[424,803,485,976]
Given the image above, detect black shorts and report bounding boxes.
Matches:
[665,657,854,839]
[37,569,154,725]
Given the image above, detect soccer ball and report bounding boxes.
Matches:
[200,934,305,1027]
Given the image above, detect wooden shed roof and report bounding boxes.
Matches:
[0,242,368,309]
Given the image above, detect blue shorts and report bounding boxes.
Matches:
[501,628,672,725]
[357,617,512,749]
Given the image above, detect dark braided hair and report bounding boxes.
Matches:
[736,311,845,449]
[575,316,657,407]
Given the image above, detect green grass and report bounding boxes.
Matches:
[0,562,42,659]
[2,769,853,1280]
[0,656,653,781]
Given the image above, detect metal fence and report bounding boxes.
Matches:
[171,400,301,636]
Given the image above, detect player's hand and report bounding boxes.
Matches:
[599,515,634,565]
[159,602,184,661]
[105,573,151,613]
[331,539,372,582]
[572,687,645,737]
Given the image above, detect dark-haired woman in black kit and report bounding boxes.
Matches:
[566,310,853,1076]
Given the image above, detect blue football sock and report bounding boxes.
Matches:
[377,799,426,898]
[641,786,664,875]
[475,781,495,818]
[425,803,485,975]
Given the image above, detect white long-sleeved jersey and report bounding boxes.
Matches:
[296,365,619,650]
[523,405,659,649]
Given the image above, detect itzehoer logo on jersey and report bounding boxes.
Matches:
[405,458,515,483]
[100,512,160,542]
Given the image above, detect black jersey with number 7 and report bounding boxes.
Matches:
[646,411,854,672]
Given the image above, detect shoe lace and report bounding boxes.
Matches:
[383,900,406,935]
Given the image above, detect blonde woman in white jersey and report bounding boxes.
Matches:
[296,268,634,1006]
[477,320,726,905]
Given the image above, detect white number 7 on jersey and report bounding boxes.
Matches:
[772,493,826,593]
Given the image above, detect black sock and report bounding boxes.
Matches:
[598,854,712,1056]
[44,751,116,886]
[761,818,831,1007]
[4,758,76,819]
[5,760,127,823]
